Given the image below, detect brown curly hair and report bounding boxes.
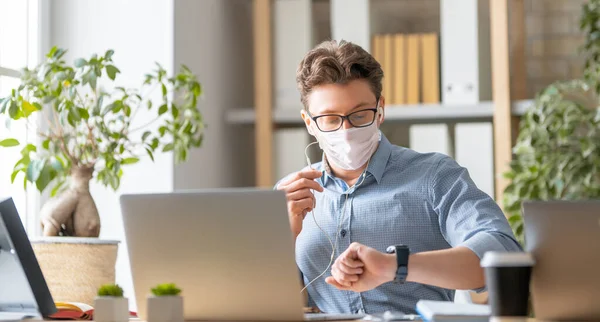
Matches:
[296,40,384,109]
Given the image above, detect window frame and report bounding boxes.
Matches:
[0,0,49,236]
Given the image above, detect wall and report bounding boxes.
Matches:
[173,0,255,190]
[49,0,175,308]
[524,0,587,97]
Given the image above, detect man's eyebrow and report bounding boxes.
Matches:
[320,101,373,114]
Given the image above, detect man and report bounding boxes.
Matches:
[276,40,521,314]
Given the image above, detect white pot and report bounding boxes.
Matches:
[94,297,129,322]
[147,295,184,322]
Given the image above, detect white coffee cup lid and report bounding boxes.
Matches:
[480,251,535,267]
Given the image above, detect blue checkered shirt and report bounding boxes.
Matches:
[276,133,522,315]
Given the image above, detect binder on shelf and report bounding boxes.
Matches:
[420,33,440,104]
[393,34,406,105]
[406,34,420,104]
[382,34,394,105]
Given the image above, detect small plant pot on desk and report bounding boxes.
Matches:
[94,296,129,322]
[147,295,184,322]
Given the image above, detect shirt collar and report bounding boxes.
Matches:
[319,132,392,185]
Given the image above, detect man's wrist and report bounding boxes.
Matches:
[383,254,398,283]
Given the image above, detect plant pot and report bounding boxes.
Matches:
[94,296,129,322]
[30,237,119,305]
[147,295,184,322]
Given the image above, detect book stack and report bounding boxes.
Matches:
[371,33,440,105]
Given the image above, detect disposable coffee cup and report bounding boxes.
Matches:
[480,252,535,320]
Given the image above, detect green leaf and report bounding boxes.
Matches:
[26,159,46,182]
[150,138,159,150]
[121,157,140,165]
[8,101,18,118]
[158,104,168,116]
[21,100,39,117]
[0,97,9,113]
[146,148,155,162]
[105,49,115,60]
[21,144,36,155]
[50,158,64,171]
[78,107,90,119]
[35,163,55,192]
[106,65,120,80]
[147,100,152,110]
[42,139,50,150]
[111,101,123,113]
[159,126,167,137]
[109,174,120,190]
[142,131,152,142]
[161,84,167,96]
[0,138,20,147]
[162,143,174,152]
[74,58,87,68]
[172,104,179,118]
[11,170,20,183]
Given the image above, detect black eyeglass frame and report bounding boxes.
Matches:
[307,99,380,133]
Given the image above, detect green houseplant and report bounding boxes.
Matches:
[147,283,184,322]
[503,1,600,245]
[97,284,125,297]
[95,284,129,322]
[502,80,600,244]
[0,47,203,237]
[151,283,182,296]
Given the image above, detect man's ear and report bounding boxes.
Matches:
[377,97,385,125]
[300,109,315,136]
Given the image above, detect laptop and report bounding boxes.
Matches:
[120,189,365,321]
[0,197,56,320]
[523,200,600,321]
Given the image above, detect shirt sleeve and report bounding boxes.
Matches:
[429,156,523,259]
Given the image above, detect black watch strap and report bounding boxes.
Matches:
[386,245,409,284]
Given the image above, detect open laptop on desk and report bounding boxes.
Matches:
[120,189,366,321]
[0,197,56,320]
[523,200,600,321]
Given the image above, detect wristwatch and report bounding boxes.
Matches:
[386,245,410,284]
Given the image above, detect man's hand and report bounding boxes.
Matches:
[325,242,397,292]
[277,169,323,238]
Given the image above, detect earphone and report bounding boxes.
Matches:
[300,142,369,293]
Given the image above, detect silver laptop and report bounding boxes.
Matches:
[523,200,600,321]
[120,189,365,321]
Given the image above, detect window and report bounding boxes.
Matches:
[0,0,42,233]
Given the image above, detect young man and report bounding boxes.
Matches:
[276,40,521,314]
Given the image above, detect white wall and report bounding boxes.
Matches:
[173,0,255,189]
[49,0,175,309]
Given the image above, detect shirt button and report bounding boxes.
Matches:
[340,229,347,237]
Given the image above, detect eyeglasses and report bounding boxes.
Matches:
[308,107,378,132]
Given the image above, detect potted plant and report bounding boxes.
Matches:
[147,283,183,322]
[0,47,203,304]
[503,0,600,245]
[94,284,129,322]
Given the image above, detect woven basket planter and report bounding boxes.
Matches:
[31,237,119,305]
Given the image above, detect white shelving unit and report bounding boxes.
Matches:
[227,100,533,126]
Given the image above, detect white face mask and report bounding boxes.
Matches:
[310,120,381,171]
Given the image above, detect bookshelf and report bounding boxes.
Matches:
[249,0,524,203]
